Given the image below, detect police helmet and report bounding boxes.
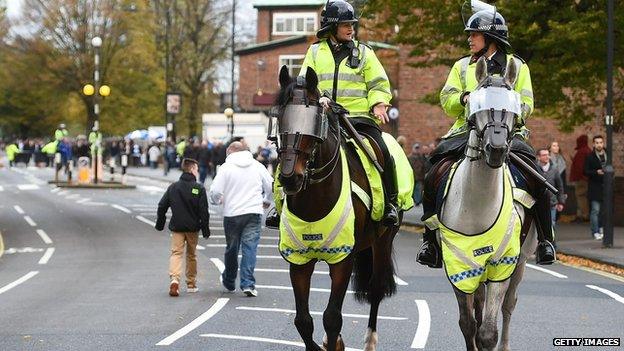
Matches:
[317,0,358,39]
[465,10,510,49]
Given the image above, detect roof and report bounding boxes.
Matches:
[253,0,325,9]
[236,35,308,55]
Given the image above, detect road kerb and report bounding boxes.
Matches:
[0,230,4,258]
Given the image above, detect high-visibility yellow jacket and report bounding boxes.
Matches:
[299,39,392,122]
[176,140,186,157]
[41,141,58,155]
[55,128,68,141]
[440,53,534,138]
[5,144,18,161]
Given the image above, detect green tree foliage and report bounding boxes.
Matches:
[362,0,624,130]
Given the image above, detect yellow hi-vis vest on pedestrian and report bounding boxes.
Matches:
[440,53,534,138]
[299,39,392,122]
[432,161,522,294]
[278,148,355,265]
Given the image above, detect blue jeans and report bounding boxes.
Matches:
[551,206,557,240]
[413,180,423,205]
[222,213,261,290]
[199,165,208,184]
[590,200,602,235]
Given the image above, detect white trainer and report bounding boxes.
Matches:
[242,288,258,297]
[593,232,603,240]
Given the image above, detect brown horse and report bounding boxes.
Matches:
[274,65,400,351]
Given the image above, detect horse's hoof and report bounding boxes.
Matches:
[364,328,378,351]
[322,334,344,351]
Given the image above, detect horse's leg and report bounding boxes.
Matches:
[498,261,525,351]
[453,287,478,351]
[478,280,510,351]
[473,284,486,349]
[290,260,323,351]
[323,256,354,351]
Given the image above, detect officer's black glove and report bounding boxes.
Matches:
[202,228,211,239]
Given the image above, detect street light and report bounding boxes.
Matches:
[224,107,234,140]
[85,35,109,184]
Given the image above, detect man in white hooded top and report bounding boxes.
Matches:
[209,141,273,297]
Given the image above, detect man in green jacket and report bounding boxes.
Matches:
[417,6,556,268]
[300,0,399,226]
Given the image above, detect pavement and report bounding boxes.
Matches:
[125,165,624,269]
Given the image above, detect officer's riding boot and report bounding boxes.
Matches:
[382,160,400,228]
[533,188,556,265]
[416,167,442,268]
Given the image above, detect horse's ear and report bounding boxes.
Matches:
[279,65,291,88]
[305,67,318,92]
[475,56,487,83]
[504,59,518,87]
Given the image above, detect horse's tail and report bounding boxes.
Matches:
[351,243,397,304]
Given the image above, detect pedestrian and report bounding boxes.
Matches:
[570,135,591,222]
[156,158,211,297]
[536,148,566,236]
[198,140,212,183]
[583,135,607,240]
[408,143,427,206]
[148,143,161,169]
[549,141,567,189]
[164,141,177,176]
[209,141,273,297]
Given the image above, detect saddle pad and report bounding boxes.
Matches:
[438,162,521,294]
[278,148,355,265]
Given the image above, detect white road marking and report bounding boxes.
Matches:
[0,271,39,295]
[208,227,225,230]
[155,298,229,346]
[137,185,166,193]
[526,264,568,279]
[36,229,53,244]
[76,198,91,204]
[111,204,132,214]
[50,187,61,193]
[200,334,363,351]
[204,244,277,248]
[139,212,157,216]
[586,285,624,305]
[255,284,355,294]
[235,306,408,321]
[136,215,156,226]
[17,184,39,190]
[84,202,108,206]
[23,216,37,227]
[3,247,45,254]
[13,205,24,214]
[196,244,206,250]
[394,275,409,286]
[57,190,70,196]
[38,248,55,265]
[210,258,225,274]
[65,194,81,200]
[411,300,431,349]
[0,185,4,192]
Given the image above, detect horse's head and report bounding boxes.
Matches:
[468,56,522,168]
[275,65,328,195]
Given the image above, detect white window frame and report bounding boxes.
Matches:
[272,12,318,35]
[279,54,306,78]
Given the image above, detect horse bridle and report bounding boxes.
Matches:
[277,77,342,189]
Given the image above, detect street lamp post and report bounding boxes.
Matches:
[603,0,615,247]
[92,36,102,184]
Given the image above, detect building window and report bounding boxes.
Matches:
[273,12,317,35]
[279,55,305,77]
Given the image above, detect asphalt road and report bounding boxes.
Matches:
[0,166,622,351]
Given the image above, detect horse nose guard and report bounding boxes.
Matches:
[483,121,509,168]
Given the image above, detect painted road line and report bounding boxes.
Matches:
[0,271,39,295]
[156,298,229,346]
[136,215,156,227]
[255,284,355,294]
[57,190,70,196]
[586,285,624,305]
[13,205,24,214]
[38,248,55,265]
[84,202,108,206]
[36,229,53,244]
[3,247,45,254]
[76,198,91,204]
[17,184,39,190]
[0,185,4,192]
[235,306,408,321]
[50,187,61,193]
[65,194,81,200]
[139,212,157,216]
[196,244,206,251]
[526,263,568,279]
[210,258,226,274]
[23,216,37,227]
[411,300,431,349]
[394,275,409,286]
[200,334,363,351]
[111,204,132,214]
[204,244,277,248]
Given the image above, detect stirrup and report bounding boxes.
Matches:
[265,207,280,229]
[382,203,400,227]
[535,241,556,265]
[417,240,442,268]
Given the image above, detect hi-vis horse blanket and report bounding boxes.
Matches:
[426,161,524,294]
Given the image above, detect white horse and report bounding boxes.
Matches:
[434,57,538,351]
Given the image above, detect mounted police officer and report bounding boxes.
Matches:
[266,0,399,228]
[417,2,556,268]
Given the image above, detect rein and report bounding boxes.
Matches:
[306,113,341,186]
